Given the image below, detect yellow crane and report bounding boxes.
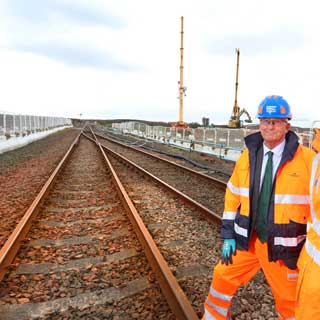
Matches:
[172,16,188,129]
[228,48,252,128]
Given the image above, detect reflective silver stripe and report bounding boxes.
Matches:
[227,181,249,197]
[222,211,236,220]
[274,194,309,204]
[310,154,320,222]
[203,309,218,320]
[287,271,299,279]
[234,222,248,237]
[277,313,295,320]
[274,235,306,247]
[209,287,232,301]
[204,310,232,320]
[311,219,320,236]
[305,238,320,266]
[206,299,228,317]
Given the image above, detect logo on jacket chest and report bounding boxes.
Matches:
[288,172,300,178]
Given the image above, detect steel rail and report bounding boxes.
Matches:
[95,131,227,190]
[87,125,99,142]
[94,136,222,224]
[0,131,82,282]
[82,132,199,320]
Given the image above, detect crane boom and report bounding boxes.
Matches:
[179,16,184,124]
[232,48,240,120]
[228,48,252,128]
[172,16,188,129]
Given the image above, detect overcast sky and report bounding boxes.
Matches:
[0,0,320,126]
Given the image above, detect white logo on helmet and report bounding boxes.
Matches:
[266,105,277,114]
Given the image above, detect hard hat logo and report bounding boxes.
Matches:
[266,105,277,114]
[257,95,292,119]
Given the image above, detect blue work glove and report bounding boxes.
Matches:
[221,239,236,265]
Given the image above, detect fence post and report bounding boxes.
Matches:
[13,115,16,136]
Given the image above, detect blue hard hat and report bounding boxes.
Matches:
[257,95,292,119]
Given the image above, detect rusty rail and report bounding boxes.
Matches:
[83,131,199,320]
[95,131,227,190]
[0,131,82,282]
[86,132,222,224]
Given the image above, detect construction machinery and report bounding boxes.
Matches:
[228,48,252,128]
[171,16,188,129]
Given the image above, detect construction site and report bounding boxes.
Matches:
[1,10,320,320]
[111,17,319,162]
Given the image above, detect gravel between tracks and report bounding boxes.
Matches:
[96,129,235,181]
[0,128,79,249]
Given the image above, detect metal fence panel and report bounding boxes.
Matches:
[6,115,14,133]
[0,112,71,138]
[0,114,4,134]
[109,120,319,159]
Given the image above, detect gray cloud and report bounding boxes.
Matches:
[4,0,125,28]
[15,42,140,72]
[1,1,135,71]
[206,29,307,56]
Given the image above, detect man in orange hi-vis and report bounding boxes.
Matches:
[295,132,320,319]
[202,95,315,320]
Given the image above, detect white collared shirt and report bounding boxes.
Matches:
[260,139,286,190]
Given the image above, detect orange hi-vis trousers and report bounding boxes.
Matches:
[202,234,298,320]
[295,246,320,319]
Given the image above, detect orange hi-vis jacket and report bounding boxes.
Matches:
[303,152,320,266]
[295,153,320,319]
[221,131,315,268]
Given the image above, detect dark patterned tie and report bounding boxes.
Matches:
[256,151,273,243]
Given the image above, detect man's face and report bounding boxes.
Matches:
[259,118,291,148]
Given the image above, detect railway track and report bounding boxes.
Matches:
[0,128,278,319]
[88,136,222,315]
[0,131,198,319]
[95,128,234,182]
[94,130,227,218]
[0,128,79,251]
